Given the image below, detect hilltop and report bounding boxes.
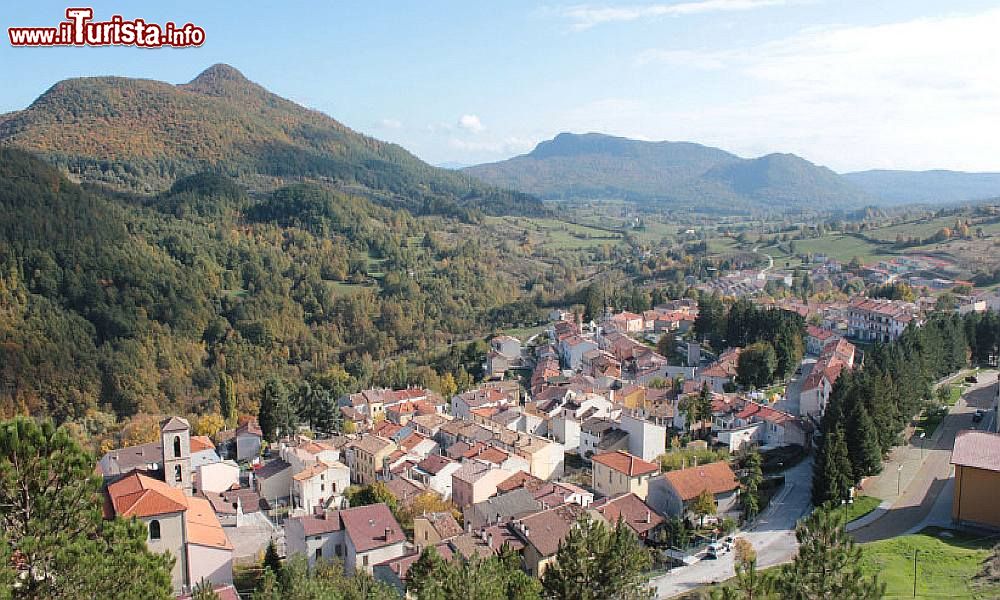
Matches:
[464,132,874,214]
[0,64,544,218]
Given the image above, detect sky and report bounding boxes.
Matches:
[2,0,1000,172]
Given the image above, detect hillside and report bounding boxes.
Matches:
[0,64,544,218]
[464,132,874,213]
[844,169,1000,205]
[0,147,554,425]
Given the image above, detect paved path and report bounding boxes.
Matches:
[650,458,813,598]
[851,371,997,543]
[776,358,815,416]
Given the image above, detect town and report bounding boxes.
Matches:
[62,287,1000,598]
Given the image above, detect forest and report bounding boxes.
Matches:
[0,147,564,450]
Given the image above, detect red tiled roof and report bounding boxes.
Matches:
[190,435,215,452]
[951,430,1000,472]
[185,496,233,550]
[662,461,738,502]
[592,451,659,477]
[416,454,455,475]
[736,402,796,425]
[107,472,188,518]
[340,503,406,553]
[291,510,343,536]
[591,493,664,536]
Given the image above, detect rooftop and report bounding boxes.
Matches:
[340,503,407,553]
[592,450,659,477]
[662,461,738,502]
[951,430,1000,472]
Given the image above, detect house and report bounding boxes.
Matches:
[649,461,739,519]
[291,460,351,512]
[608,311,644,333]
[253,459,292,505]
[235,421,263,463]
[382,477,426,509]
[590,493,664,540]
[847,298,920,343]
[591,450,659,500]
[105,472,233,591]
[347,435,397,485]
[464,488,542,530]
[734,402,811,448]
[373,542,455,593]
[413,511,463,545]
[805,325,839,356]
[580,418,629,459]
[451,462,512,508]
[696,348,742,393]
[204,486,265,527]
[285,503,407,573]
[510,503,592,577]
[411,454,462,500]
[451,381,520,420]
[411,413,452,438]
[559,335,600,371]
[190,436,221,472]
[620,412,667,463]
[951,430,1000,529]
[492,430,565,480]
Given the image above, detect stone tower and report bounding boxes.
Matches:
[160,416,192,493]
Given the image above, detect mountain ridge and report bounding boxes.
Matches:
[463,132,873,214]
[0,64,545,218]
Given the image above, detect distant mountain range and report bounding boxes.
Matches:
[842,170,1000,205]
[0,64,544,218]
[464,132,1000,213]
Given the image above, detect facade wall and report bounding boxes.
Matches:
[187,545,233,588]
[256,467,292,503]
[142,512,187,590]
[198,462,240,495]
[592,462,651,500]
[621,414,666,463]
[236,434,262,462]
[953,465,1000,529]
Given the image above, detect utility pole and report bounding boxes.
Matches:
[912,549,919,597]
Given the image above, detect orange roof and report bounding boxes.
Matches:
[190,435,215,452]
[185,496,233,550]
[662,461,738,502]
[107,472,188,518]
[592,450,659,477]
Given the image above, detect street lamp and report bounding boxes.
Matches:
[919,432,926,460]
[897,464,904,496]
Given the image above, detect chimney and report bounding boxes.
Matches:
[481,530,488,543]
[487,532,494,547]
[524,526,530,538]
[384,527,392,541]
[645,510,651,524]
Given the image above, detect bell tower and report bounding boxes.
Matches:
[161,416,192,493]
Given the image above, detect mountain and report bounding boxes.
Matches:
[0,64,544,217]
[464,132,874,213]
[843,170,1000,205]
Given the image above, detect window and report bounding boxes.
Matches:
[174,464,183,482]
[363,555,369,567]
[173,436,181,458]
[149,520,161,540]
[335,545,342,557]
[315,548,322,560]
[320,484,325,492]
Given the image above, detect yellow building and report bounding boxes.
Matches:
[591,450,659,500]
[951,430,1000,530]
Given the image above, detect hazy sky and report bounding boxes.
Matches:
[3,1,1000,172]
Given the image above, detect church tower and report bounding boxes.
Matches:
[160,416,192,493]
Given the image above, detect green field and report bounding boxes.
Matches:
[792,234,894,264]
[866,216,1000,243]
[860,528,1000,599]
[490,216,623,251]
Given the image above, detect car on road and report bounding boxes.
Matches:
[973,410,984,423]
[965,375,979,384]
[706,541,732,560]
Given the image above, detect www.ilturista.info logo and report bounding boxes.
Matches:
[8,8,205,47]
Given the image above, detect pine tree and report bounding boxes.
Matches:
[812,426,854,506]
[742,449,764,521]
[777,507,884,599]
[0,417,174,599]
[846,401,882,481]
[191,579,221,600]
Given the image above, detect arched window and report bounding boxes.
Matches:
[173,435,181,458]
[174,464,183,482]
[149,520,161,540]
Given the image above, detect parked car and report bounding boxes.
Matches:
[706,541,731,560]
[965,375,978,384]
[972,410,984,423]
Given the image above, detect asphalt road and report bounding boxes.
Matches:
[650,457,813,598]
[851,371,998,543]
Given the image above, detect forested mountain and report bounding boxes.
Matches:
[0,148,560,429]
[464,132,875,213]
[843,169,1000,205]
[0,64,544,218]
